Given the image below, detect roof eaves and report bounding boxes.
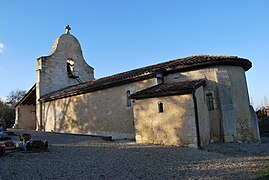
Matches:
[15,84,36,108]
[130,79,205,100]
[41,73,155,102]
[165,59,252,73]
[131,89,194,100]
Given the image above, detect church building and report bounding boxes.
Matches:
[14,26,260,148]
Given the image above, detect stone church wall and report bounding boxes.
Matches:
[164,67,222,141]
[133,94,198,147]
[218,66,254,142]
[195,86,211,146]
[14,26,258,145]
[36,33,94,130]
[164,66,259,142]
[42,78,157,139]
[37,34,94,98]
[16,105,36,130]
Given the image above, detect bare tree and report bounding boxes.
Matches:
[6,89,26,107]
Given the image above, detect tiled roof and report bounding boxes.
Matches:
[41,55,251,101]
[130,79,205,99]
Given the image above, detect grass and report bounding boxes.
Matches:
[259,166,269,180]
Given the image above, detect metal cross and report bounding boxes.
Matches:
[65,25,71,34]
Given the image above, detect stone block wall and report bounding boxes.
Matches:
[133,94,198,147]
[163,66,260,142]
[36,33,94,130]
[164,68,222,141]
[16,105,36,130]
[195,86,211,146]
[37,34,94,97]
[219,66,256,142]
[42,78,157,139]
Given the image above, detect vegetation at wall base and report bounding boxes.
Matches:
[259,166,269,180]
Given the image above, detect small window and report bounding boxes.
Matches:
[67,58,75,77]
[206,92,214,111]
[126,90,131,107]
[158,101,164,113]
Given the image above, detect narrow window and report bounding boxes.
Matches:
[126,90,131,107]
[206,92,214,111]
[67,58,75,77]
[158,101,164,113]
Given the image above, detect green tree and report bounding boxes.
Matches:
[0,100,14,128]
[0,90,26,128]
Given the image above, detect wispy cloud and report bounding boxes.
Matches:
[0,42,6,53]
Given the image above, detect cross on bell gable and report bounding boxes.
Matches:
[65,25,71,34]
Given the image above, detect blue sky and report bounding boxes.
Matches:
[0,0,268,108]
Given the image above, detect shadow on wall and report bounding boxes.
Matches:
[43,94,96,133]
[42,80,157,136]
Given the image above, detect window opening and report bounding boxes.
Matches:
[158,101,164,113]
[67,58,78,78]
[126,90,132,107]
[206,92,214,111]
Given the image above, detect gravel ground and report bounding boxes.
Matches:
[0,129,269,180]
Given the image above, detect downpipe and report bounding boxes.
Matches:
[192,91,202,149]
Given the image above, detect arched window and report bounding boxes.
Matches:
[126,90,131,107]
[67,58,74,76]
[158,101,164,113]
[206,92,214,111]
[67,58,79,78]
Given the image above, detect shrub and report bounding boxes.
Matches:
[256,107,269,136]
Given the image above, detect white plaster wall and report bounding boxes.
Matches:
[42,78,157,139]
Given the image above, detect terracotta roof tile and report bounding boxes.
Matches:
[130,79,205,99]
[41,55,251,101]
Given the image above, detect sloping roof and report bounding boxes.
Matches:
[41,70,154,102]
[130,79,205,100]
[15,84,36,107]
[41,55,251,102]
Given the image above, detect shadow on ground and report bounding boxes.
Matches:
[0,129,268,180]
